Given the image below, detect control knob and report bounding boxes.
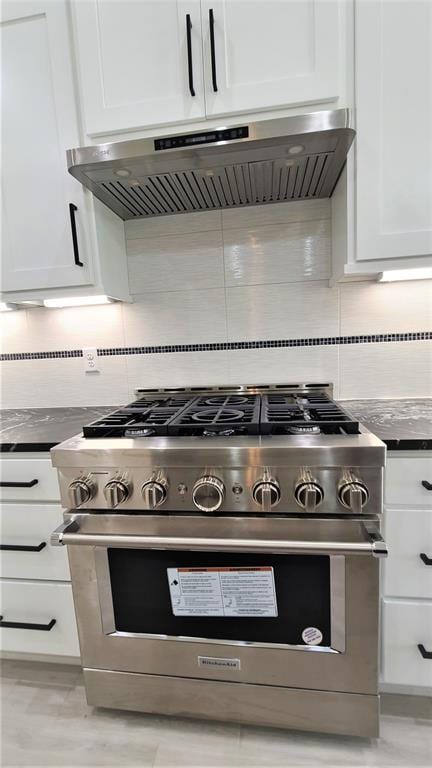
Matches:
[192,476,225,513]
[141,478,168,509]
[294,471,324,512]
[252,478,281,512]
[68,477,94,508]
[338,472,369,513]
[103,479,130,508]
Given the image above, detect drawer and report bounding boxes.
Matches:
[0,579,79,657]
[382,599,432,688]
[0,503,69,581]
[385,456,432,507]
[384,507,432,599]
[0,457,60,502]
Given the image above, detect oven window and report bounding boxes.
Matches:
[108,549,331,646]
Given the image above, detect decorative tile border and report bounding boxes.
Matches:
[0,332,430,361]
[0,350,83,360]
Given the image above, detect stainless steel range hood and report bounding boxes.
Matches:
[67,110,355,220]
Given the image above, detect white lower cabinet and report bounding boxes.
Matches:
[384,508,432,600]
[0,503,70,581]
[0,457,60,503]
[385,457,432,508]
[0,453,79,660]
[382,599,432,689]
[381,453,432,693]
[0,580,79,657]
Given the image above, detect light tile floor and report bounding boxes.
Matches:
[1,661,431,767]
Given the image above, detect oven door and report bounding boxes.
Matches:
[53,514,386,695]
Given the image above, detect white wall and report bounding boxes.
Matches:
[1,199,431,408]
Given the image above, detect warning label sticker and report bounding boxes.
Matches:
[167,566,278,617]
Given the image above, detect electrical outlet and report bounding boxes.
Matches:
[82,347,99,372]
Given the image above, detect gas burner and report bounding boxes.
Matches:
[191,408,245,423]
[124,428,156,438]
[288,425,321,435]
[82,395,192,438]
[168,393,261,436]
[261,393,359,435]
[203,396,249,406]
[202,429,236,437]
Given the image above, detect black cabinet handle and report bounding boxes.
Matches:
[186,14,195,97]
[209,9,218,92]
[418,644,432,660]
[421,480,432,491]
[0,479,38,488]
[0,615,56,631]
[0,542,46,552]
[420,553,432,566]
[69,203,83,267]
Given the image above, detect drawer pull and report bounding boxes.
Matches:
[0,479,39,488]
[418,644,432,660]
[421,480,432,491]
[420,553,432,566]
[0,542,46,552]
[0,615,56,631]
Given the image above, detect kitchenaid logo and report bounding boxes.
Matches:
[198,656,241,670]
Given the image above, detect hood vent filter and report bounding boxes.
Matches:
[100,154,331,218]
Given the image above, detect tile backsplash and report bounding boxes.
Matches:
[1,199,431,408]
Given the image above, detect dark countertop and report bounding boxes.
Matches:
[0,406,115,453]
[0,399,431,453]
[339,399,432,451]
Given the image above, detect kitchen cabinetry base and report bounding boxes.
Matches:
[84,668,380,738]
[380,683,432,700]
[380,691,432,722]
[0,650,80,665]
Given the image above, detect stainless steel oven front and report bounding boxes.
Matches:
[53,511,385,736]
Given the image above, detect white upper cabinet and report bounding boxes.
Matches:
[72,0,206,136]
[355,0,432,262]
[72,0,345,138]
[1,0,129,300]
[1,0,94,292]
[201,0,341,118]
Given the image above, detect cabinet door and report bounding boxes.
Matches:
[385,456,432,508]
[0,457,60,503]
[0,503,70,581]
[201,0,341,118]
[382,599,432,688]
[0,580,79,657]
[72,0,205,136]
[355,0,432,261]
[1,1,93,292]
[384,508,432,600]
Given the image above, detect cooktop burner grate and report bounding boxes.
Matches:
[82,395,192,437]
[168,394,261,435]
[82,390,359,438]
[261,394,359,435]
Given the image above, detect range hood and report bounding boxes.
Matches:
[67,109,355,220]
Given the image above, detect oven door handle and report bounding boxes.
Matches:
[51,520,387,558]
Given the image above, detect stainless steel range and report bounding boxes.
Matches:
[51,384,387,737]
